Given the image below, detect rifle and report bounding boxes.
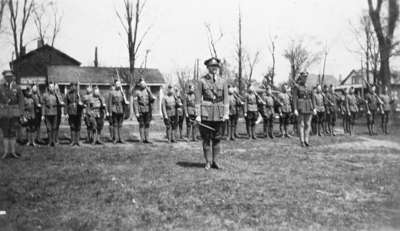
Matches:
[115,69,129,105]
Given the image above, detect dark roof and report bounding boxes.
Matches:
[305,74,339,88]
[11,44,81,66]
[341,69,374,85]
[47,66,165,85]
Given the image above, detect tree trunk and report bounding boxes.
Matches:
[379,47,390,89]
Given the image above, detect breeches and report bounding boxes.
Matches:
[137,112,152,128]
[366,110,376,125]
[45,115,57,132]
[68,115,82,132]
[164,116,178,129]
[112,113,124,128]
[246,111,258,126]
[0,117,20,138]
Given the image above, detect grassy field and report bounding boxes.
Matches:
[0,121,400,230]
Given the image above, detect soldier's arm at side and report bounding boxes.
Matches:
[223,82,229,119]
[292,88,298,112]
[132,90,140,116]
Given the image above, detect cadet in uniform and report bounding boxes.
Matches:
[23,86,37,146]
[83,86,94,143]
[88,86,107,144]
[380,86,394,134]
[32,83,43,143]
[293,72,316,147]
[365,85,380,136]
[345,87,359,136]
[195,57,229,170]
[244,84,260,140]
[133,78,155,143]
[42,83,59,147]
[184,84,197,141]
[107,84,116,142]
[0,71,24,158]
[54,83,64,144]
[162,85,179,143]
[175,87,185,140]
[260,86,275,139]
[227,85,242,141]
[278,83,292,138]
[65,82,83,146]
[325,85,338,136]
[108,80,127,144]
[313,84,325,136]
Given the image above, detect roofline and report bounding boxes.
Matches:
[10,44,81,66]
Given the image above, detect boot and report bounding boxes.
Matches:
[109,126,114,142]
[372,124,377,135]
[332,126,336,136]
[113,127,118,144]
[230,126,235,141]
[246,122,250,139]
[139,127,145,143]
[367,124,372,136]
[171,129,176,143]
[92,131,97,145]
[251,126,256,140]
[144,128,151,143]
[55,129,59,144]
[192,126,197,141]
[167,128,171,143]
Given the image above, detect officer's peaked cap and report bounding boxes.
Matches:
[204,57,221,67]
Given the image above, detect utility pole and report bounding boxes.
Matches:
[94,47,99,67]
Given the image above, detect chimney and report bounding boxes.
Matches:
[37,39,44,49]
[94,47,98,67]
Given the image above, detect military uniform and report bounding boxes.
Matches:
[176,95,184,139]
[32,90,42,142]
[259,92,275,138]
[196,58,229,169]
[278,92,292,137]
[293,82,314,146]
[42,91,58,146]
[184,90,197,141]
[345,93,358,135]
[380,93,394,134]
[54,88,64,143]
[108,88,126,143]
[365,92,379,135]
[133,86,155,143]
[162,93,178,143]
[65,88,83,145]
[325,91,338,135]
[227,93,242,140]
[313,92,325,136]
[23,95,36,133]
[0,82,24,138]
[87,93,107,144]
[244,92,259,139]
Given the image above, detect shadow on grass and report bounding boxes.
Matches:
[176,161,205,168]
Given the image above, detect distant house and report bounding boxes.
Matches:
[47,66,165,115]
[336,69,375,97]
[10,44,81,88]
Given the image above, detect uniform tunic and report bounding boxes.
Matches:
[345,95,359,113]
[195,74,229,139]
[32,92,42,129]
[184,92,197,126]
[88,95,106,131]
[0,82,24,138]
[108,89,126,127]
[365,93,379,111]
[162,95,178,129]
[313,93,325,112]
[23,97,36,132]
[293,85,314,114]
[133,87,155,127]
[260,94,274,118]
[278,93,292,114]
[65,91,83,132]
[42,92,58,131]
[380,94,393,112]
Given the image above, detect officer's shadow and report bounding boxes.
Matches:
[176,161,205,168]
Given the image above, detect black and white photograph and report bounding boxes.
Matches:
[0,0,400,230]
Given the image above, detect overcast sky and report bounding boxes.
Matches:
[0,0,379,83]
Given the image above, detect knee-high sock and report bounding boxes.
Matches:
[212,139,221,161]
[10,138,16,154]
[202,140,211,163]
[3,138,9,155]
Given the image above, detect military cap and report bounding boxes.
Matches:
[299,72,308,77]
[2,70,14,77]
[204,57,221,67]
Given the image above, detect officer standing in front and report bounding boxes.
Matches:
[195,57,229,170]
[293,72,316,147]
[0,71,24,159]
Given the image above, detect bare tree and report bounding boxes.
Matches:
[266,34,277,86]
[246,50,260,83]
[0,0,7,32]
[236,6,244,93]
[284,39,321,80]
[116,0,152,118]
[32,0,62,47]
[8,0,35,59]
[367,0,399,88]
[204,23,223,58]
